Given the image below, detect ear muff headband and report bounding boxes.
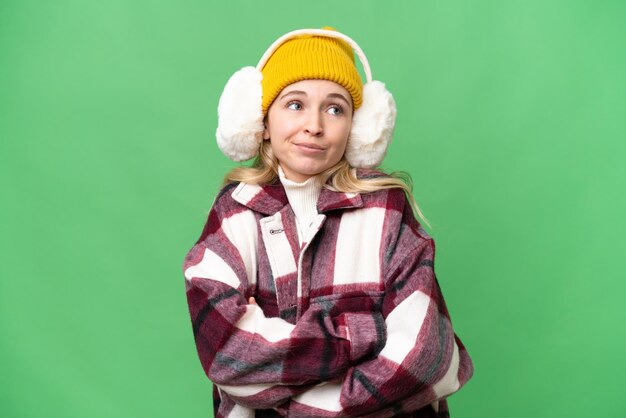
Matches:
[216,28,397,168]
[256,28,373,83]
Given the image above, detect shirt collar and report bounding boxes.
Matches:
[231,179,363,215]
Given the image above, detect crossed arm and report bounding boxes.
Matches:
[184,233,387,409]
[184,200,473,415]
[186,241,471,415]
[272,240,474,416]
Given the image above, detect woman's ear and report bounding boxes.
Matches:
[263,120,270,140]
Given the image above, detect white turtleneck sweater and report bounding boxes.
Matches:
[278,166,323,245]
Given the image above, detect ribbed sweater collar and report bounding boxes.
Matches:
[278,166,322,243]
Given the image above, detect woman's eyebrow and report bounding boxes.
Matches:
[328,93,351,107]
[278,90,306,101]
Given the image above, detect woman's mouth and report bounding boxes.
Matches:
[294,142,326,153]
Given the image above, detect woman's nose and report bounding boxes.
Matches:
[303,111,323,136]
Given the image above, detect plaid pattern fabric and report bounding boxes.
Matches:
[184,170,473,417]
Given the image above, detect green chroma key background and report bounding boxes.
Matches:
[1,1,625,417]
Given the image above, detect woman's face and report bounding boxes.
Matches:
[263,79,353,182]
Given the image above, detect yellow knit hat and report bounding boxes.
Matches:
[261,28,363,114]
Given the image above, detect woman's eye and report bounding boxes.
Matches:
[287,102,302,110]
[327,105,343,116]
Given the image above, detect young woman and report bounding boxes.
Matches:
[184,28,473,417]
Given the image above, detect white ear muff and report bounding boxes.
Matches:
[345,80,397,168]
[215,29,396,167]
[215,66,264,162]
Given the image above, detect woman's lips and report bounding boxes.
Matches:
[294,142,326,153]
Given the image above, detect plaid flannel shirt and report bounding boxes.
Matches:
[184,171,473,417]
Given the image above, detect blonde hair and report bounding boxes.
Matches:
[224,141,429,227]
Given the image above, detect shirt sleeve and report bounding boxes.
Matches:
[274,204,474,416]
[184,195,387,409]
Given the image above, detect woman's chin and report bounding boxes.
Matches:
[281,163,325,181]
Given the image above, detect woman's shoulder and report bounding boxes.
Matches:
[354,167,392,180]
[215,181,240,199]
[354,168,409,203]
[206,181,246,215]
[212,181,239,202]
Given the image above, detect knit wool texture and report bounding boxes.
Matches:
[261,33,363,114]
[277,166,322,245]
